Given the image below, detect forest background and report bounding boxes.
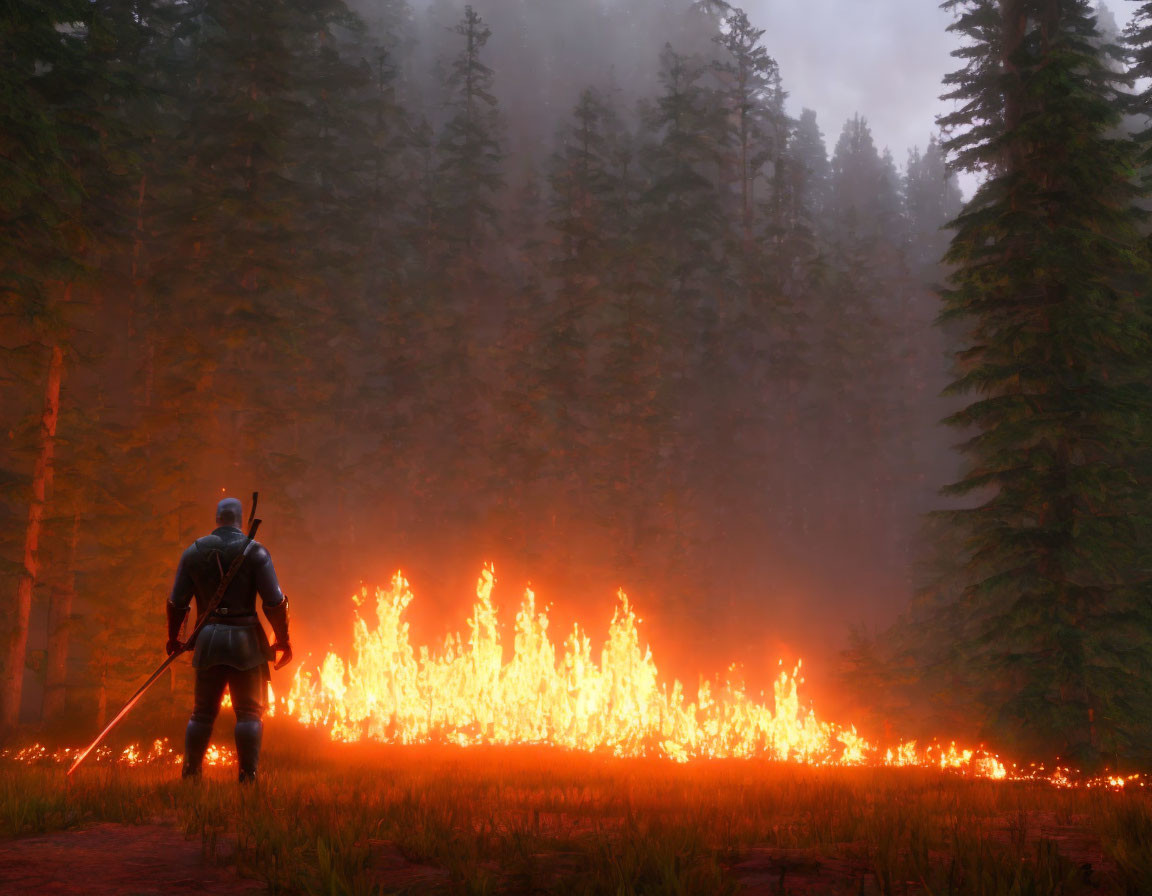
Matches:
[4,0,1151,765]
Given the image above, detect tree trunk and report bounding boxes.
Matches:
[1,342,64,729]
[43,513,79,722]
[1001,0,1030,167]
[96,664,107,731]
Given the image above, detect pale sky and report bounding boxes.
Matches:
[746,0,963,165]
[747,0,1127,193]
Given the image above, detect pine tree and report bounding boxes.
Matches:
[399,4,506,546]
[0,0,147,728]
[828,115,905,247]
[712,7,784,246]
[904,135,964,271]
[937,0,1152,762]
[544,86,623,449]
[551,88,679,582]
[550,88,625,274]
[434,5,503,254]
[147,0,369,513]
[765,111,828,514]
[531,87,631,571]
[635,44,731,583]
[1127,1,1152,200]
[785,109,831,224]
[641,44,728,307]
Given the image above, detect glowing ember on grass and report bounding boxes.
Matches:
[1,739,233,768]
[284,566,1013,774]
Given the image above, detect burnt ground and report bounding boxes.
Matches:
[0,812,1120,895]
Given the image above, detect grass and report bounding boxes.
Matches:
[2,722,1151,895]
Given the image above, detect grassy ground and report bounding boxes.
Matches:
[2,723,1151,895]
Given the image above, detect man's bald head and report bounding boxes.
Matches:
[216,497,244,528]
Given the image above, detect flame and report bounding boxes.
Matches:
[221,682,275,716]
[1,567,1141,789]
[281,567,1000,772]
[1,738,231,768]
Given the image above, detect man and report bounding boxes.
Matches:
[166,497,292,782]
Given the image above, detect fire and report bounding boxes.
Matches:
[3,567,1143,788]
[282,567,997,771]
[0,738,232,768]
[221,683,276,716]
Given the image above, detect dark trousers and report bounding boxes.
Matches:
[191,663,267,724]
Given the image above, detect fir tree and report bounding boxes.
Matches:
[641,44,728,306]
[0,0,148,727]
[544,86,622,449]
[937,0,1152,762]
[828,115,905,247]
[434,5,503,254]
[904,135,964,271]
[1127,1,1152,200]
[712,7,784,246]
[785,108,831,224]
[533,87,633,565]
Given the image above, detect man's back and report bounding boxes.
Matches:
[170,524,285,670]
[165,497,292,782]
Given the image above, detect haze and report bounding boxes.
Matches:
[3,0,1019,723]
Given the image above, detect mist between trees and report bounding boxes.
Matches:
[4,0,1150,766]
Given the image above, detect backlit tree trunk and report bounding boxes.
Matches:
[1,342,64,729]
[43,513,79,722]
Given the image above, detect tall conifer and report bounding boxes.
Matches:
[434,5,503,253]
[937,0,1152,762]
[0,0,148,727]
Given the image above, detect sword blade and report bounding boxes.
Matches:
[68,510,263,777]
[66,649,183,776]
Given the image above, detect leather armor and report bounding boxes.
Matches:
[167,526,288,670]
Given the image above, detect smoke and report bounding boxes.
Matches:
[387,0,964,173]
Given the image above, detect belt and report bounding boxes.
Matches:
[205,613,259,626]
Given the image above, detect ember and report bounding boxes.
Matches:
[1,739,233,768]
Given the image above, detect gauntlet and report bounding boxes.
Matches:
[264,596,293,669]
[166,602,188,656]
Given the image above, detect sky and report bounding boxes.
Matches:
[744,1,1127,196]
[746,0,962,166]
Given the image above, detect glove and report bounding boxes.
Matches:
[263,596,292,670]
[166,602,188,656]
[272,642,293,670]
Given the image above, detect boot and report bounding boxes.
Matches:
[234,717,262,783]
[183,718,213,779]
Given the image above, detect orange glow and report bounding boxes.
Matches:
[220,682,276,716]
[2,738,232,768]
[4,568,1142,789]
[284,566,1006,771]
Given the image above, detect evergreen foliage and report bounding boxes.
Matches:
[905,136,964,271]
[434,5,503,253]
[931,0,1152,763]
[1127,2,1152,196]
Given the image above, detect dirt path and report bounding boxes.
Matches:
[0,823,263,896]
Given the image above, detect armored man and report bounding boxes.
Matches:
[166,497,292,782]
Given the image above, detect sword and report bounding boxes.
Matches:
[67,493,262,776]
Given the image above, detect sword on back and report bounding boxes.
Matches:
[67,493,262,777]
